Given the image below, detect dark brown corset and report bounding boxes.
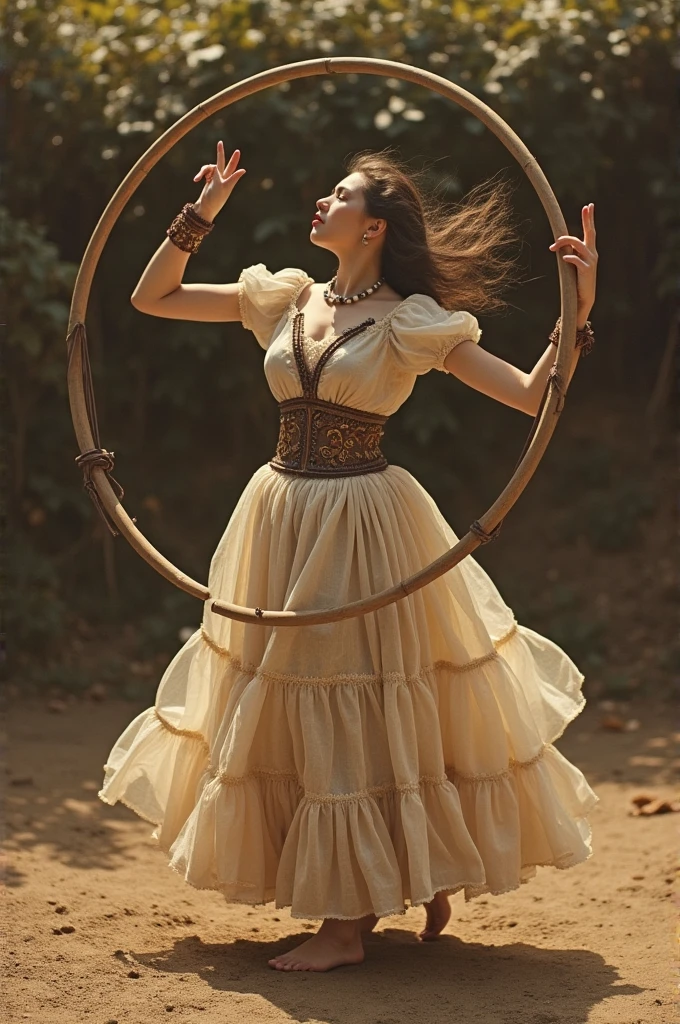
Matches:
[269,303,390,478]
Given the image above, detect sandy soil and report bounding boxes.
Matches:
[2,693,678,1024]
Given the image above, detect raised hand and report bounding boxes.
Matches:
[549,203,598,322]
[193,141,246,221]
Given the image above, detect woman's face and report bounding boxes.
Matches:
[311,171,381,252]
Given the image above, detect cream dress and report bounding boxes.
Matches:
[98,263,600,921]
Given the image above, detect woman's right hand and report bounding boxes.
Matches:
[192,141,246,221]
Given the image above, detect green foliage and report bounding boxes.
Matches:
[556,475,656,552]
[7,534,70,650]
[544,435,657,552]
[5,0,676,689]
[508,577,609,666]
[553,439,615,490]
[579,480,656,551]
[134,590,201,659]
[545,613,608,666]
[3,208,86,665]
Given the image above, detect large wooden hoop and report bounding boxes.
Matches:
[66,56,579,628]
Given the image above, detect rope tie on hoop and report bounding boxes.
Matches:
[466,362,566,546]
[469,519,504,544]
[66,321,136,537]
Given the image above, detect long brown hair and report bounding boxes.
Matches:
[345,147,527,314]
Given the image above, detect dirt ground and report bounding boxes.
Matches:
[2,690,678,1024]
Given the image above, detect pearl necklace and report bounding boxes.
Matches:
[323,274,386,305]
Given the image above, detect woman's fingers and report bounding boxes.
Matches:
[543,205,598,314]
[549,236,597,262]
[193,146,234,176]
[549,234,587,251]
[560,254,591,270]
[225,167,247,186]
[193,164,215,182]
[583,203,596,246]
[192,145,245,209]
[549,203,597,258]
[223,147,240,181]
[197,145,241,184]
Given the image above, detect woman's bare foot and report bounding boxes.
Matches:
[418,891,452,941]
[359,912,378,933]
[268,917,365,972]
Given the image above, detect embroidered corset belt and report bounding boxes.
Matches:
[269,305,390,478]
[270,396,389,477]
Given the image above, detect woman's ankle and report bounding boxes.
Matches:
[319,917,363,940]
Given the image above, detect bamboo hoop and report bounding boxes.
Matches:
[66,56,579,628]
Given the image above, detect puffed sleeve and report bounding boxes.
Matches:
[237,263,315,350]
[389,294,482,375]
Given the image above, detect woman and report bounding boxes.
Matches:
[99,142,600,973]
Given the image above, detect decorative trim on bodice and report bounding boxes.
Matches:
[270,307,390,478]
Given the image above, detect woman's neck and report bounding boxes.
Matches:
[331,254,383,298]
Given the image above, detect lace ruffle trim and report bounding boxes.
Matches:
[433,328,482,373]
[142,704,555,791]
[207,743,549,796]
[103,707,597,920]
[159,859,490,920]
[97,786,161,827]
[198,619,519,686]
[236,270,251,331]
[102,683,588,804]
[155,828,596,920]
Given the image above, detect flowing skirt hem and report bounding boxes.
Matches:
[97,607,599,921]
[96,786,598,920]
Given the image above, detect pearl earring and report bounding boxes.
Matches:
[361,233,369,246]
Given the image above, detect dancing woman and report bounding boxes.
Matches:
[99,142,599,972]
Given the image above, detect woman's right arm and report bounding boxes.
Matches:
[130,142,246,322]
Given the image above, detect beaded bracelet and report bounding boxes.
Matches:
[548,315,595,357]
[166,202,215,254]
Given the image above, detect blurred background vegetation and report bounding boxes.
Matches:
[4,0,678,704]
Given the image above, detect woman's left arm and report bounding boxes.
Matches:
[443,204,598,417]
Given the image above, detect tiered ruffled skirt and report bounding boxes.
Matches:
[99,463,599,920]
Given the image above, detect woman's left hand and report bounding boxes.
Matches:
[549,203,598,323]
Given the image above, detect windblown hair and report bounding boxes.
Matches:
[345,147,527,314]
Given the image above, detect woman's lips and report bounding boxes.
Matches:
[311,216,323,225]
